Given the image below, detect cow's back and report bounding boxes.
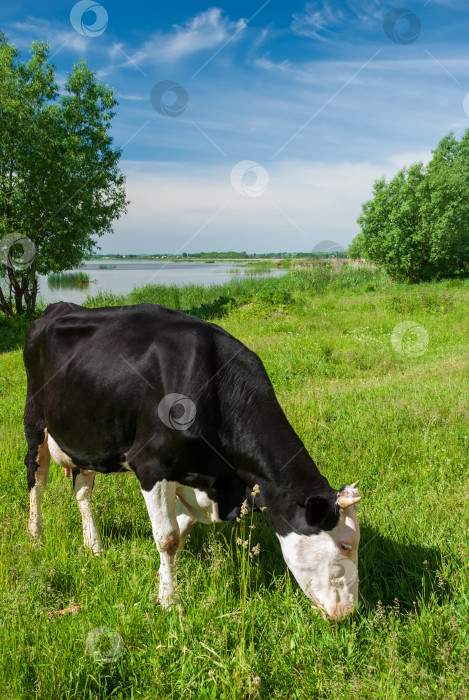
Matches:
[23,302,257,477]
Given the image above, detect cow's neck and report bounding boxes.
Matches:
[227,399,333,508]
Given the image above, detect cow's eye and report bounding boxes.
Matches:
[340,543,352,552]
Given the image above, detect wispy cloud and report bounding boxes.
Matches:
[7,18,89,54]
[292,1,346,40]
[427,0,469,5]
[291,0,384,41]
[252,55,294,74]
[126,8,247,67]
[116,93,146,101]
[253,54,469,81]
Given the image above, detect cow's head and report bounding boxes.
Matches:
[277,482,361,620]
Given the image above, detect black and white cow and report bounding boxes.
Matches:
[24,302,361,619]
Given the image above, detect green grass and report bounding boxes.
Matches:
[1,263,468,698]
[227,262,275,275]
[243,268,272,276]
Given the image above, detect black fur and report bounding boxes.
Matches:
[23,385,46,491]
[23,302,340,534]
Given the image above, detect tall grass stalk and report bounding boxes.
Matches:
[47,271,90,288]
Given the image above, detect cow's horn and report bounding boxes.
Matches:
[337,482,361,509]
[337,494,362,509]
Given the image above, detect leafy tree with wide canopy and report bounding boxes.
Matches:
[349,131,469,282]
[0,36,127,314]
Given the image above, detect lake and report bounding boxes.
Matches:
[36,261,287,304]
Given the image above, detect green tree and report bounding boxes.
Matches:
[352,131,469,282]
[347,233,364,259]
[0,36,127,314]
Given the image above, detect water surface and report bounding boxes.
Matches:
[35,261,286,304]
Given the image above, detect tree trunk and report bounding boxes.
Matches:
[5,265,24,314]
[1,267,39,315]
[0,285,13,315]
[24,275,38,314]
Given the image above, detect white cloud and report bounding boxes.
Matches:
[116,93,146,101]
[292,1,346,40]
[429,0,468,5]
[127,8,247,67]
[291,0,386,40]
[7,19,89,54]
[252,56,294,74]
[104,155,422,254]
[386,151,432,169]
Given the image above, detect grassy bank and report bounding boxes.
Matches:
[0,263,468,698]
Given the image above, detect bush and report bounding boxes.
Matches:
[352,130,469,283]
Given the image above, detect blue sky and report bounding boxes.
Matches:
[3,0,469,253]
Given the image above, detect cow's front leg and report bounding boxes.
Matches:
[140,480,179,608]
[73,469,103,555]
[27,434,50,540]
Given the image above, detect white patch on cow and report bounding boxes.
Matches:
[174,506,195,564]
[141,480,180,608]
[140,480,221,607]
[47,431,77,469]
[74,471,103,555]
[47,429,105,552]
[277,506,360,620]
[175,484,221,524]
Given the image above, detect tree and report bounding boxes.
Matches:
[351,131,469,282]
[0,36,127,314]
[347,233,364,259]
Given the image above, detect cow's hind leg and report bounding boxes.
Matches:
[25,428,50,540]
[175,499,195,565]
[140,479,179,608]
[72,469,103,555]
[24,381,49,539]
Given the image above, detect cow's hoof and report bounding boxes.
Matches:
[83,540,104,556]
[158,594,178,610]
[28,524,45,541]
[82,544,104,556]
[29,535,45,548]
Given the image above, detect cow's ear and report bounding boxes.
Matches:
[305,496,330,526]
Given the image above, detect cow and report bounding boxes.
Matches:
[24,301,361,620]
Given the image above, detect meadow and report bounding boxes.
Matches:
[0,262,468,699]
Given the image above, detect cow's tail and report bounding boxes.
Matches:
[23,380,47,491]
